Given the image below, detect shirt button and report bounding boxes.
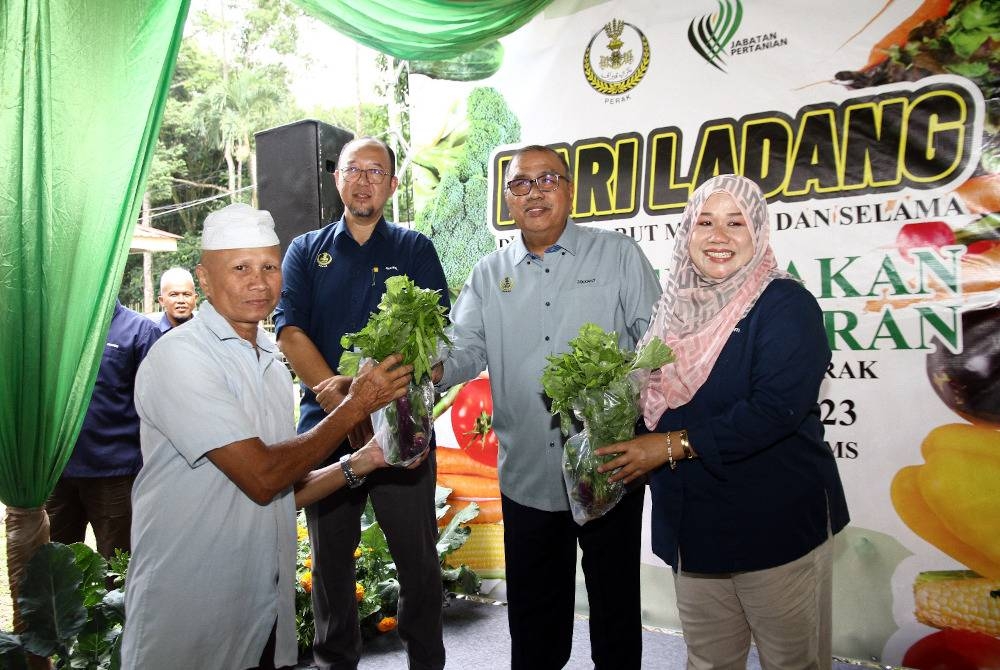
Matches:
[545,269,550,273]
[545,301,550,307]
[545,336,550,341]
[549,442,555,448]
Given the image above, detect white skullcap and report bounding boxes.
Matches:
[201,203,279,250]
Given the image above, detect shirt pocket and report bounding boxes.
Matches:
[95,345,132,392]
[562,279,619,329]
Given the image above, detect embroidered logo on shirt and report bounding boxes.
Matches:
[499,277,514,293]
[316,252,332,268]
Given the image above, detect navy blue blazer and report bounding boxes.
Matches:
[647,278,850,573]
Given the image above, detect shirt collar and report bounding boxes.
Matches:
[510,220,579,265]
[332,215,389,245]
[198,302,277,353]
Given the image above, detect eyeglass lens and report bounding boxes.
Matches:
[343,168,386,184]
[508,175,562,195]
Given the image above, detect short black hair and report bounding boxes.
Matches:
[338,136,396,177]
[504,144,571,182]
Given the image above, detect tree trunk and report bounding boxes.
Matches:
[225,141,237,201]
[142,193,154,314]
[249,143,258,208]
[5,506,52,669]
[236,157,244,199]
[142,252,154,314]
[354,46,363,135]
[385,61,401,224]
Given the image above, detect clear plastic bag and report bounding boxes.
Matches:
[562,375,641,525]
[373,376,435,467]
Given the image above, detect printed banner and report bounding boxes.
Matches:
[413,0,1000,664]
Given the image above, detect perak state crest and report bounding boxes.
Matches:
[583,19,650,96]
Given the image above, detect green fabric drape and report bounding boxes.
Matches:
[0,0,190,507]
[294,0,553,61]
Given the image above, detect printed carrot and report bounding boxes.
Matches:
[436,447,498,479]
[439,498,503,525]
[864,0,952,69]
[954,173,1000,215]
[437,473,501,499]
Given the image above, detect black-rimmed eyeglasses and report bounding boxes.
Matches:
[505,174,568,196]
[339,166,391,184]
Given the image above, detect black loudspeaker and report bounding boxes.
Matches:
[255,119,355,252]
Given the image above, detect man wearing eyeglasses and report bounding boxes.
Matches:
[274,137,449,670]
[433,145,661,669]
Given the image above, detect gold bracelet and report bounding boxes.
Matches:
[666,432,676,471]
[680,429,694,459]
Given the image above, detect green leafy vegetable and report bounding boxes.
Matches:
[541,323,674,436]
[339,275,452,383]
[540,324,674,524]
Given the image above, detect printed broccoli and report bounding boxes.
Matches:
[415,87,521,291]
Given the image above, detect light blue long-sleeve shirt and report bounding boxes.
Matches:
[439,222,661,511]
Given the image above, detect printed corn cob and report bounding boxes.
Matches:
[914,570,1000,637]
[446,523,506,578]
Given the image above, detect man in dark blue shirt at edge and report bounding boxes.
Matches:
[45,300,161,558]
[274,137,449,670]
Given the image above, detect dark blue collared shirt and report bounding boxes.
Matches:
[156,312,173,333]
[273,216,449,434]
[64,301,162,477]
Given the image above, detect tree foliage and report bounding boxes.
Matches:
[120,0,309,306]
[119,0,401,308]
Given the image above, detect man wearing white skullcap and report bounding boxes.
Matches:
[121,203,419,670]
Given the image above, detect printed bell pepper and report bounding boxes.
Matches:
[891,423,1000,580]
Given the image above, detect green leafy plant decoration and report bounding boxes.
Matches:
[0,542,125,669]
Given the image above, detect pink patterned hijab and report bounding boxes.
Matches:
[640,174,792,428]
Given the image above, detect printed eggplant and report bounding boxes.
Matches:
[927,306,1000,424]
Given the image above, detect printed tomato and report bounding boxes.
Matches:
[902,629,1000,670]
[451,376,499,467]
[896,221,956,261]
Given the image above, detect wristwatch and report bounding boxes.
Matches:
[339,453,367,489]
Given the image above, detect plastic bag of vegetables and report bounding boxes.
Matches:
[541,324,674,524]
[340,275,451,466]
[371,377,436,466]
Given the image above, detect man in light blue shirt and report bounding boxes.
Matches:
[122,204,412,670]
[434,145,661,669]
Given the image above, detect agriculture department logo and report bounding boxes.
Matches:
[583,19,650,96]
[688,0,743,72]
[316,252,332,268]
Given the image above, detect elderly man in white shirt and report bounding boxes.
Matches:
[121,203,416,670]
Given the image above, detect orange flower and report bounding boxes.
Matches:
[377,616,397,633]
[353,546,363,560]
[355,582,365,602]
[303,557,312,569]
[300,571,313,593]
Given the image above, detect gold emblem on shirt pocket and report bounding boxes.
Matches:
[316,252,332,268]
[499,277,514,293]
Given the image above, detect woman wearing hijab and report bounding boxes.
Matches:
[596,174,849,670]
